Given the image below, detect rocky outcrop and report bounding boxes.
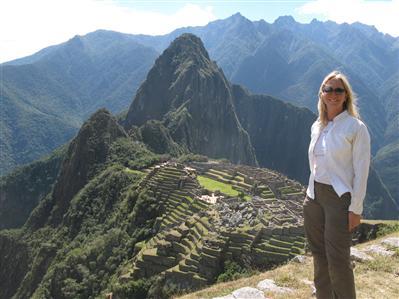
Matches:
[139,120,185,156]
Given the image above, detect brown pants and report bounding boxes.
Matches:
[303,182,355,299]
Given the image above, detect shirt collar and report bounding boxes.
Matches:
[332,110,349,122]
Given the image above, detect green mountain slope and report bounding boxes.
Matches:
[0,80,79,175]
[232,84,316,183]
[373,72,399,204]
[1,32,158,175]
[0,146,66,229]
[374,141,399,206]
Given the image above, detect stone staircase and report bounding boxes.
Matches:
[252,227,306,264]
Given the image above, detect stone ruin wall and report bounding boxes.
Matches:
[121,161,307,291]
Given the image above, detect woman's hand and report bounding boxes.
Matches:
[348,212,361,232]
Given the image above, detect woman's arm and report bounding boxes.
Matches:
[348,122,371,216]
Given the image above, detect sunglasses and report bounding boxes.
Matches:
[322,86,346,95]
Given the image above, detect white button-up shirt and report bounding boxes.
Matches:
[306,110,371,215]
[313,121,333,185]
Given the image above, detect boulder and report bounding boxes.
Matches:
[350,247,374,262]
[291,255,307,263]
[213,295,236,299]
[232,287,267,299]
[257,278,294,294]
[363,244,395,256]
[382,237,399,248]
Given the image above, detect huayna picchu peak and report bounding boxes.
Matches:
[125,33,257,166]
[124,34,213,126]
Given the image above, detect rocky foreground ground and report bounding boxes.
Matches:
[176,232,399,299]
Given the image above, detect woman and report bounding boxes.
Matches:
[304,71,371,299]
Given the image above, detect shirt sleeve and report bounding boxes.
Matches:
[349,122,371,215]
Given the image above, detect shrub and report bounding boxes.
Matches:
[376,222,399,238]
[217,260,247,283]
[111,279,151,299]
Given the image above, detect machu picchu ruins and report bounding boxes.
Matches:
[120,160,306,291]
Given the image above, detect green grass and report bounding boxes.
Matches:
[124,168,146,176]
[197,176,240,197]
[361,220,399,237]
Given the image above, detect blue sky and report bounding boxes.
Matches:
[1,0,398,63]
[115,0,317,23]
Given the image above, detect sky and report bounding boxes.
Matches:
[1,0,398,63]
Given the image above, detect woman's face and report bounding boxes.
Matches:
[321,78,347,112]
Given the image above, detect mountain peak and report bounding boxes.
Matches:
[224,12,252,26]
[231,12,243,18]
[167,33,210,60]
[351,22,379,36]
[228,12,247,21]
[66,35,84,48]
[124,33,215,128]
[310,18,322,24]
[274,15,297,26]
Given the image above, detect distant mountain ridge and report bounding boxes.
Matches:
[1,13,398,205]
[0,32,397,299]
[1,33,158,175]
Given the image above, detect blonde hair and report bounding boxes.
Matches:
[317,70,360,126]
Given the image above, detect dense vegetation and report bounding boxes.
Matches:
[0,135,166,299]
[0,119,396,299]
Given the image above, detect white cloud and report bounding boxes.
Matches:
[0,0,216,63]
[297,0,399,37]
